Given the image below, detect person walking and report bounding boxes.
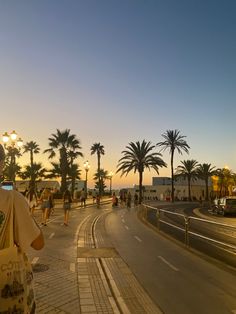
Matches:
[26,186,38,215]
[80,188,86,208]
[0,144,44,313]
[39,188,51,226]
[63,189,72,226]
[127,191,132,209]
[47,190,55,219]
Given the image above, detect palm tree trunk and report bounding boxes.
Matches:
[205,178,209,201]
[139,171,143,204]
[171,150,174,202]
[97,153,101,196]
[60,148,68,193]
[188,178,191,201]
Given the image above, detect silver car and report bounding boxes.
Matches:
[217,197,236,216]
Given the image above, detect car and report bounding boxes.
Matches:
[217,196,236,216]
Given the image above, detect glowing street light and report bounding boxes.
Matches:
[2,130,23,181]
[84,160,90,198]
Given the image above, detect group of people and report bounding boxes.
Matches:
[39,188,89,226]
[112,191,139,208]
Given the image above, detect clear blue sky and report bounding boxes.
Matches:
[0,1,235,188]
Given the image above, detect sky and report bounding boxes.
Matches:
[0,0,235,189]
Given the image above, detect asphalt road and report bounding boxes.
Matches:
[103,206,236,314]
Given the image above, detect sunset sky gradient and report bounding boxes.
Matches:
[0,1,235,188]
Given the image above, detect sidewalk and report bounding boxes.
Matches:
[32,200,163,314]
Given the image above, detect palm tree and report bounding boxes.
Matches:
[20,163,46,200]
[68,163,81,196]
[3,146,21,182]
[44,129,83,193]
[90,143,105,196]
[176,159,198,201]
[157,129,190,202]
[215,167,232,197]
[197,163,216,201]
[117,140,166,204]
[23,141,40,166]
[93,169,108,195]
[23,141,40,193]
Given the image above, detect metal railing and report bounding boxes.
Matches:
[142,204,236,267]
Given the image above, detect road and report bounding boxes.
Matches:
[101,205,236,314]
[30,201,236,314]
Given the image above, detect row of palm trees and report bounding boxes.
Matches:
[3,129,107,198]
[2,128,234,202]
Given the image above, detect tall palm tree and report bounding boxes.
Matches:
[157,129,190,202]
[23,141,40,166]
[90,143,105,196]
[117,140,166,204]
[197,163,216,201]
[23,141,40,193]
[176,159,198,201]
[44,129,83,193]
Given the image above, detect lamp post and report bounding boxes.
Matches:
[108,171,113,196]
[2,130,23,182]
[83,160,90,199]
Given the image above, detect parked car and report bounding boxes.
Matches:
[216,197,236,216]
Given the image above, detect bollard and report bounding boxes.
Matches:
[184,216,190,247]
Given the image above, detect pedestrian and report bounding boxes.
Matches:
[47,190,55,219]
[134,193,139,206]
[26,186,38,215]
[96,193,100,208]
[63,189,72,226]
[0,144,44,313]
[80,188,86,208]
[127,191,132,209]
[92,189,96,204]
[39,187,51,226]
[112,192,118,207]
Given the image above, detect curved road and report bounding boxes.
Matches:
[102,206,236,314]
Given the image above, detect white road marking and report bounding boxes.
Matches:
[122,219,125,223]
[49,232,55,239]
[125,225,129,230]
[70,263,75,272]
[158,256,179,271]
[31,257,39,264]
[134,236,142,242]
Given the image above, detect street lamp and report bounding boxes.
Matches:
[108,171,113,196]
[83,160,90,198]
[2,130,23,182]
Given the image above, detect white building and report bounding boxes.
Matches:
[126,176,212,201]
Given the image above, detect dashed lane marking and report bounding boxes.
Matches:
[134,236,142,243]
[31,257,39,264]
[49,232,55,239]
[125,225,129,230]
[158,256,179,271]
